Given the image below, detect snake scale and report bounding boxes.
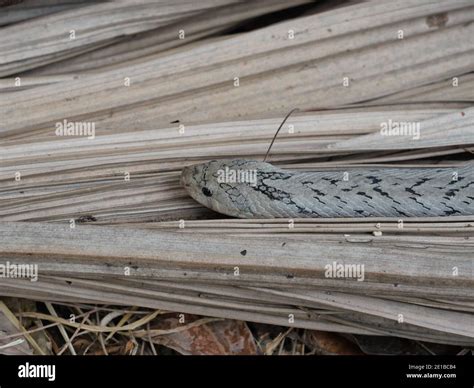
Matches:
[181,159,474,218]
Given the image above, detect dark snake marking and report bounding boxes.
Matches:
[252,172,320,216]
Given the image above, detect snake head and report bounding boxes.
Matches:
[180,159,268,218]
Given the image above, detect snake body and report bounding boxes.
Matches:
[180,159,474,218]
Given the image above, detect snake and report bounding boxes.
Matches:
[180,159,474,218]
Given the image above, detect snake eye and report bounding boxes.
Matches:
[202,187,212,197]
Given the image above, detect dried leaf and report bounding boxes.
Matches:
[304,330,362,355]
[150,315,258,355]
